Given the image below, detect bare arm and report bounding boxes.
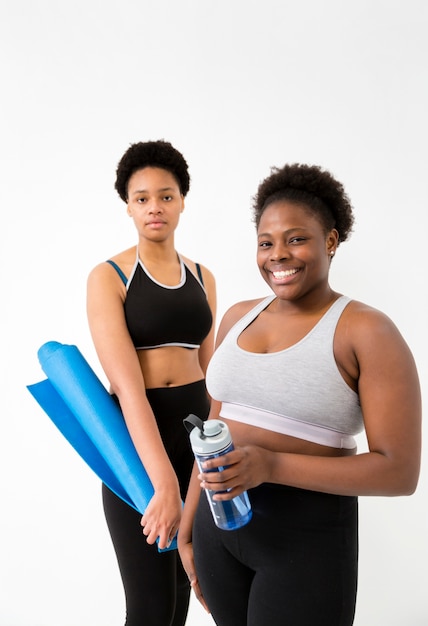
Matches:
[200,305,422,498]
[87,262,181,549]
[178,301,246,611]
[178,398,223,614]
[178,462,211,613]
[196,264,217,375]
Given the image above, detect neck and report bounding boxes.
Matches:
[137,238,178,264]
[274,286,339,315]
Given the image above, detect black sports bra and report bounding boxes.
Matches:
[106,255,213,350]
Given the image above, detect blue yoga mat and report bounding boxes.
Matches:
[27,340,177,551]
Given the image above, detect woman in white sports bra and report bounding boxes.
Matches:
[178,163,421,626]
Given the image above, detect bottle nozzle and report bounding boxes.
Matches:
[202,420,224,437]
[183,413,205,435]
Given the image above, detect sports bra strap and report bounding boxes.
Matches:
[196,263,204,286]
[106,260,127,285]
[106,259,203,288]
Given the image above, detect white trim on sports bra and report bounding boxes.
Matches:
[219,402,357,449]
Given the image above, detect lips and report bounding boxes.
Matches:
[271,268,300,279]
[146,220,166,226]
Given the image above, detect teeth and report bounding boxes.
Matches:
[272,269,298,279]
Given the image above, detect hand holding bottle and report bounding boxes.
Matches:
[184,414,252,530]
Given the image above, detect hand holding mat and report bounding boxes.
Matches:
[27,340,177,551]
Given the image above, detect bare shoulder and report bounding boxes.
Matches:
[217,297,268,343]
[88,246,136,283]
[223,297,268,321]
[340,298,414,356]
[342,299,403,335]
[333,297,418,392]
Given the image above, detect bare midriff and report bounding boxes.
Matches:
[137,346,204,389]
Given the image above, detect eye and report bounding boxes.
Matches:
[163,195,173,201]
[137,197,147,203]
[289,236,306,244]
[258,241,272,248]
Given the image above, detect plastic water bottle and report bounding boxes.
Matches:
[183,414,252,530]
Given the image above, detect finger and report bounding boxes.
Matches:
[201,449,240,470]
[167,527,177,546]
[144,525,160,545]
[158,527,177,550]
[199,465,239,482]
[199,476,234,492]
[140,521,151,537]
[146,533,157,545]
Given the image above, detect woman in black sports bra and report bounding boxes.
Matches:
[87,140,216,626]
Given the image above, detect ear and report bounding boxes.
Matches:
[126,202,132,217]
[180,195,185,213]
[326,228,339,255]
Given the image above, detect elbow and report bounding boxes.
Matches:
[373,448,421,497]
[398,477,419,497]
[387,468,420,497]
[108,377,131,400]
[109,382,121,398]
[390,485,417,497]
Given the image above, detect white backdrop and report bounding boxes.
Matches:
[1,1,427,624]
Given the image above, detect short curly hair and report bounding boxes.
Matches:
[114,140,190,202]
[252,163,354,245]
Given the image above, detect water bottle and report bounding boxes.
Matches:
[183,414,252,530]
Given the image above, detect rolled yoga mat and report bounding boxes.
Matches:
[27,340,177,551]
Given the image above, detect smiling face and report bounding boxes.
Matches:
[126,166,184,244]
[257,200,338,303]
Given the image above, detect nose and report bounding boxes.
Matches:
[269,243,289,260]
[148,199,163,214]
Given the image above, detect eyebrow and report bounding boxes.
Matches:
[131,186,176,196]
[257,227,306,238]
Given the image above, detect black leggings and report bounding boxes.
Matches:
[103,380,210,626]
[193,483,358,626]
